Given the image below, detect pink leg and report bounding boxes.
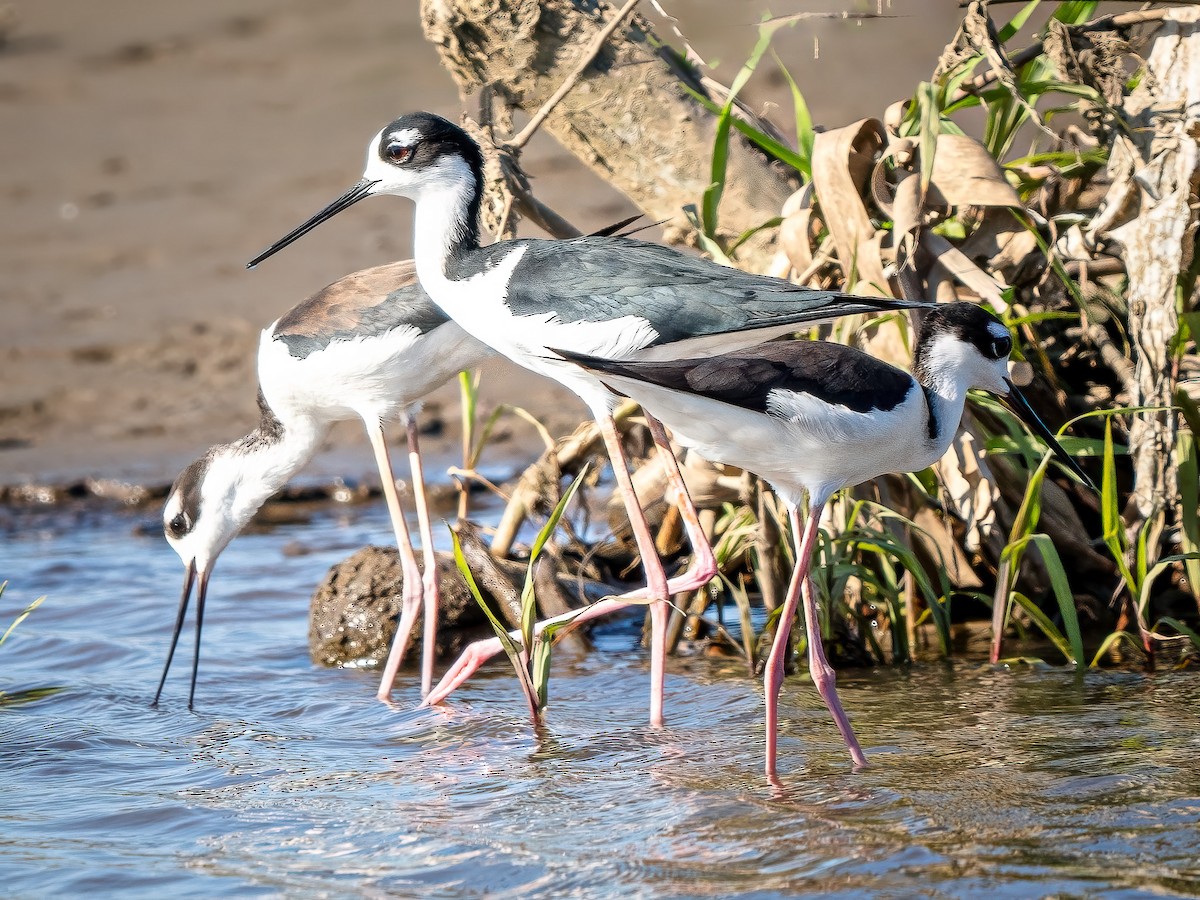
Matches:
[367,419,424,703]
[420,595,638,706]
[406,415,439,698]
[643,414,718,594]
[764,502,866,777]
[801,567,867,769]
[597,413,671,726]
[764,505,816,777]
[423,413,672,724]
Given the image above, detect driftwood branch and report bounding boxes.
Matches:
[507,0,642,151]
[950,6,1179,105]
[1100,9,1199,526]
[421,0,797,273]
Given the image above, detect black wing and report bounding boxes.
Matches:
[554,341,916,416]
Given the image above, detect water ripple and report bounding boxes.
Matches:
[3,503,1199,897]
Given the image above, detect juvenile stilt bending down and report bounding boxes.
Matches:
[247,111,930,725]
[429,303,1095,776]
[154,261,493,709]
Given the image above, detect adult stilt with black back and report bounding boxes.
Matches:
[425,303,1094,777]
[152,261,493,709]
[246,111,932,726]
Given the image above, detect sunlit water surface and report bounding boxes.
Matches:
[3,500,1199,898]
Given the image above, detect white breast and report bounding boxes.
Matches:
[257,320,489,425]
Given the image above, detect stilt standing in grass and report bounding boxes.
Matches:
[425,303,1095,777]
[154,261,493,709]
[247,111,929,726]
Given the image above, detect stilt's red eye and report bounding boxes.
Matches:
[384,142,413,164]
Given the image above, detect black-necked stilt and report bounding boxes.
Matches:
[246,111,931,726]
[152,260,493,710]
[421,303,1093,777]
[558,302,1094,775]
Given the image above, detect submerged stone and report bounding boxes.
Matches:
[308,546,491,668]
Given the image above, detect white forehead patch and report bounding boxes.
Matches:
[386,127,421,148]
[986,320,1009,340]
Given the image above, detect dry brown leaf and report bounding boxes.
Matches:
[811,118,892,295]
[892,170,925,272]
[925,230,1010,310]
[911,506,983,590]
[959,207,1043,286]
[781,186,809,218]
[937,422,1004,558]
[779,186,815,276]
[928,133,1022,208]
[780,210,815,276]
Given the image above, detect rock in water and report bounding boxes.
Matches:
[308,546,489,668]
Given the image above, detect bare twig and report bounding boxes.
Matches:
[507,0,642,151]
[492,400,640,557]
[950,8,1176,104]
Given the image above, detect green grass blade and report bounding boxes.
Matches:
[680,85,810,174]
[702,20,778,237]
[1,592,44,650]
[998,0,1044,43]
[1011,590,1074,664]
[1100,418,1135,589]
[1138,553,1200,618]
[728,216,784,256]
[1176,429,1200,603]
[703,112,732,237]
[773,49,813,178]
[1008,450,1054,548]
[1029,534,1083,666]
[683,204,734,264]
[917,81,939,192]
[1052,2,1099,26]
[855,534,951,655]
[1,584,43,648]
[1089,629,1144,667]
[531,639,553,709]
[521,464,590,659]
[452,532,539,715]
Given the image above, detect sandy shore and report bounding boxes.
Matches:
[1,0,961,496]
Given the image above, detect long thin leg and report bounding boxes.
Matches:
[421,595,638,706]
[423,416,706,720]
[422,414,672,721]
[764,505,815,777]
[765,502,866,777]
[801,570,866,768]
[405,413,439,698]
[643,414,717,594]
[366,418,425,702]
[597,413,671,727]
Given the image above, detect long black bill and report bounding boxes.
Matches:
[187,569,211,711]
[1004,378,1097,491]
[152,560,195,707]
[247,178,378,268]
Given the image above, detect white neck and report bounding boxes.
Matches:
[411,166,480,292]
[225,414,326,526]
[914,338,979,459]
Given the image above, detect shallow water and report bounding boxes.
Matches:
[3,500,1200,898]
